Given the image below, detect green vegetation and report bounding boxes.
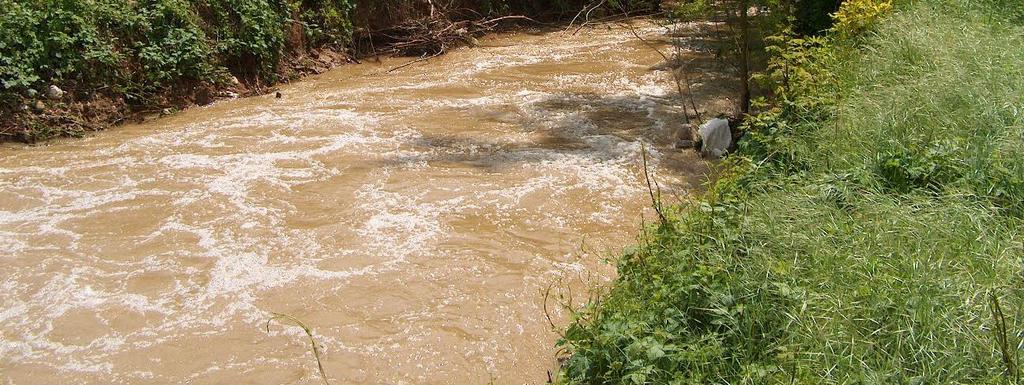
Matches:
[0,0,355,96]
[559,0,1024,383]
[0,0,661,142]
[0,0,359,141]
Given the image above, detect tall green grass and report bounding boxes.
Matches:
[559,0,1024,383]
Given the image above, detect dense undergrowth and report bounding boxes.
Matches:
[559,0,1024,383]
[0,0,361,141]
[0,0,658,142]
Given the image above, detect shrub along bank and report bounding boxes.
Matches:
[0,0,660,142]
[558,0,1024,383]
[0,0,360,141]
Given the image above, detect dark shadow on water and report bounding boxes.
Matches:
[374,91,713,181]
[371,20,741,184]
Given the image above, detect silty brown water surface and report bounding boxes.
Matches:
[0,23,709,384]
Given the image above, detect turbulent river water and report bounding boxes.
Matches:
[0,23,711,384]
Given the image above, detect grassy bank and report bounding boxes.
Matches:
[559,0,1024,383]
[0,0,659,142]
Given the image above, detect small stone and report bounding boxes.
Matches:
[160,108,172,116]
[33,100,46,111]
[275,91,282,99]
[25,88,37,98]
[229,76,241,86]
[47,85,64,100]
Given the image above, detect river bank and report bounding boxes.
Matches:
[0,1,661,143]
[556,0,1024,383]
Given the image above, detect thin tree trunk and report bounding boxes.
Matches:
[738,0,751,114]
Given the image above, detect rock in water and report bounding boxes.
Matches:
[673,123,696,149]
[47,85,64,100]
[697,118,732,158]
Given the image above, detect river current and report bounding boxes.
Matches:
[0,23,710,384]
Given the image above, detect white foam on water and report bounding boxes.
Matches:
[0,268,172,365]
[353,171,468,264]
[0,103,421,372]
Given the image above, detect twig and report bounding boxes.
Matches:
[619,21,698,123]
[640,144,667,223]
[387,51,443,73]
[990,292,1020,384]
[571,0,608,35]
[543,283,558,330]
[266,312,331,385]
[565,0,601,32]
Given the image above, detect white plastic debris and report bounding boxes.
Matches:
[698,118,732,158]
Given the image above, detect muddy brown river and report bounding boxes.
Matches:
[0,23,712,384]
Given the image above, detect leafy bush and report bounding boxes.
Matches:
[0,0,357,102]
[0,3,45,90]
[831,0,892,37]
[297,0,356,46]
[206,0,288,80]
[137,0,216,88]
[0,0,124,91]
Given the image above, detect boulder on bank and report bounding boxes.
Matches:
[697,118,732,158]
[47,85,64,100]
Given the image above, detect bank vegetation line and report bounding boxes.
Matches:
[554,0,1024,383]
[0,0,662,143]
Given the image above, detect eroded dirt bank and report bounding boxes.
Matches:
[0,22,735,384]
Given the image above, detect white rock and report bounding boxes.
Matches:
[697,118,732,158]
[47,85,64,100]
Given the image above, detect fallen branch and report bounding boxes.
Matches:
[356,11,535,58]
[387,51,443,73]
